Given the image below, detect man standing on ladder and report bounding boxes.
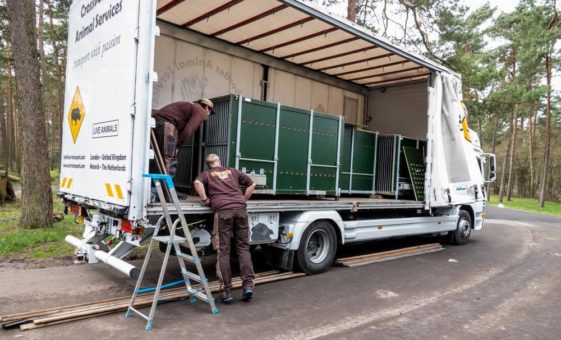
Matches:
[151,99,215,176]
[194,154,257,304]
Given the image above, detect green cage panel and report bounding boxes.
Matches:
[339,125,378,195]
[198,95,343,196]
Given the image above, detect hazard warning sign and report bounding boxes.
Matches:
[67,87,85,143]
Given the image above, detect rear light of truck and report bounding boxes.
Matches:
[70,204,81,216]
[70,204,86,224]
[120,219,133,233]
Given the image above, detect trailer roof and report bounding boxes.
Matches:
[156,0,452,87]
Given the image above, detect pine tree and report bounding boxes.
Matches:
[6,0,52,228]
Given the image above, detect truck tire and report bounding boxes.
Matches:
[450,210,472,245]
[295,221,337,275]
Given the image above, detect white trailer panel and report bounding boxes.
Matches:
[60,0,141,207]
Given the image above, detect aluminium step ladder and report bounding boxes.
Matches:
[126,174,218,331]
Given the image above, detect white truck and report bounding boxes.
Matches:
[60,0,496,278]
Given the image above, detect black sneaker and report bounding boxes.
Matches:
[221,293,234,304]
[242,288,253,302]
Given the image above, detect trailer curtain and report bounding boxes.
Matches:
[429,73,483,206]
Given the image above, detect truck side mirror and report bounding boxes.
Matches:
[483,153,496,183]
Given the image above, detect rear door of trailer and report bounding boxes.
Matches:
[59,0,157,221]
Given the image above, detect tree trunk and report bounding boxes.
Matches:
[529,103,537,197]
[0,93,7,170]
[6,48,19,174]
[498,130,510,204]
[489,112,499,196]
[6,0,53,228]
[477,111,483,149]
[491,112,499,154]
[0,56,8,170]
[539,55,552,207]
[38,0,52,166]
[347,0,357,22]
[38,0,48,86]
[506,111,517,201]
[48,0,64,170]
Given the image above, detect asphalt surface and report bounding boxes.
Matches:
[1,206,561,339]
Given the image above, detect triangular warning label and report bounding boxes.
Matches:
[67,87,85,144]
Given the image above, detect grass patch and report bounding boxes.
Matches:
[487,195,561,218]
[50,169,60,185]
[0,193,83,260]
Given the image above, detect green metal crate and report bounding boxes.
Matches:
[339,125,378,195]
[199,95,343,196]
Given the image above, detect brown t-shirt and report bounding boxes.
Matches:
[195,167,254,212]
[152,102,206,147]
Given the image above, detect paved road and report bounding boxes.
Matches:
[1,206,561,339]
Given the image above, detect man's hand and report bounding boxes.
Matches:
[193,180,209,204]
[244,183,256,201]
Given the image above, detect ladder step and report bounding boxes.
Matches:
[177,252,200,264]
[127,307,150,321]
[187,288,211,303]
[181,270,206,284]
[153,235,187,244]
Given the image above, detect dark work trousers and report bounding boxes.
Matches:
[213,208,255,296]
[150,117,178,177]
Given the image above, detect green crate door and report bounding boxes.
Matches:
[276,106,312,194]
[339,125,353,192]
[233,98,277,190]
[310,113,340,195]
[351,130,377,193]
[402,146,426,201]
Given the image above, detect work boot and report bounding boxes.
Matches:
[221,292,233,304]
[242,287,253,302]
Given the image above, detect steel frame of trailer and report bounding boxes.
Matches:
[145,199,424,215]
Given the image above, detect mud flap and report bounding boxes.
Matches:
[265,246,294,271]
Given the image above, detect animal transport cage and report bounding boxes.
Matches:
[375,135,426,200]
[176,95,344,196]
[172,95,426,201]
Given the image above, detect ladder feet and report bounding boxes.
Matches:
[125,310,132,318]
[145,320,153,331]
[211,307,219,314]
[190,297,198,303]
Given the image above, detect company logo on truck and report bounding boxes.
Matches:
[67,87,86,143]
[75,0,123,43]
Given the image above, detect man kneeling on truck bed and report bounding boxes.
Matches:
[194,154,257,304]
[151,99,215,176]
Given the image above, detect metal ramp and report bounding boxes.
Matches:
[126,174,218,331]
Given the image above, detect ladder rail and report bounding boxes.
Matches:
[167,181,218,312]
[126,215,166,317]
[144,181,178,329]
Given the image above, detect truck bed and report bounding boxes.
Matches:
[146,195,423,215]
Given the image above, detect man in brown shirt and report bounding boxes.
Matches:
[194,154,256,304]
[151,99,214,176]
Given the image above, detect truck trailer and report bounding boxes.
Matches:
[60,0,496,277]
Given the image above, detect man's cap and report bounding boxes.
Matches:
[206,153,220,166]
[199,98,215,115]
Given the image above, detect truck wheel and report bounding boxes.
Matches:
[450,210,472,245]
[295,221,337,275]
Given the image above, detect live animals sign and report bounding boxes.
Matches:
[67,87,85,143]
